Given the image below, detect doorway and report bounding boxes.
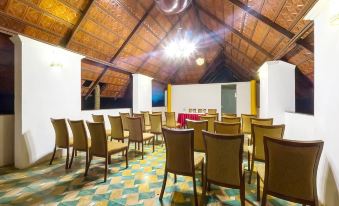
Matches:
[221,85,236,114]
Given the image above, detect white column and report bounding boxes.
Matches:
[259,60,295,124]
[132,74,153,113]
[11,35,84,169]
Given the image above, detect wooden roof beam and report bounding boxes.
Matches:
[197,4,273,58]
[64,0,96,47]
[227,0,313,52]
[84,2,155,99]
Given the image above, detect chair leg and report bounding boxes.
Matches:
[261,188,267,206]
[68,148,75,169]
[192,175,198,206]
[65,147,70,169]
[49,146,56,165]
[240,181,245,206]
[248,159,254,184]
[159,171,168,200]
[208,182,211,191]
[138,143,140,150]
[108,154,111,164]
[174,174,177,183]
[104,156,108,182]
[257,172,260,201]
[141,142,144,160]
[247,151,251,171]
[84,153,92,177]
[202,178,207,205]
[75,150,78,157]
[152,137,155,152]
[201,163,204,186]
[84,150,89,176]
[125,148,128,168]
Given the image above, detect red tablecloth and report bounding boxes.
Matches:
[177,113,201,127]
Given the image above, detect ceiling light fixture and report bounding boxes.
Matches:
[196,57,205,66]
[164,38,197,59]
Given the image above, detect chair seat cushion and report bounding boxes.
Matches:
[123,131,129,138]
[107,141,128,154]
[106,129,111,137]
[143,133,154,141]
[194,152,204,168]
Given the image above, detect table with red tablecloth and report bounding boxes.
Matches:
[177,113,202,127]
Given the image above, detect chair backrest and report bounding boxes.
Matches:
[198,109,203,113]
[186,120,208,152]
[134,113,146,132]
[51,118,70,148]
[165,112,177,128]
[150,114,162,134]
[108,115,124,139]
[221,116,241,124]
[208,109,217,114]
[200,115,216,132]
[241,114,257,133]
[214,122,241,135]
[152,112,162,115]
[127,117,143,142]
[86,121,107,157]
[222,113,237,117]
[68,120,89,150]
[162,128,195,174]
[140,111,150,126]
[120,112,130,131]
[188,108,193,113]
[252,124,285,161]
[203,131,244,187]
[264,137,323,203]
[251,118,273,126]
[92,114,104,123]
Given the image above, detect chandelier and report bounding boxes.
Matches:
[155,0,192,15]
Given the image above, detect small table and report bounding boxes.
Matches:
[177,113,202,127]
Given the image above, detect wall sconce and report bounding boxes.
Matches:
[330,14,339,25]
[50,48,64,69]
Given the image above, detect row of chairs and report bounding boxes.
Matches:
[159,128,323,206]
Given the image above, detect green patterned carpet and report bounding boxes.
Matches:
[0,143,301,206]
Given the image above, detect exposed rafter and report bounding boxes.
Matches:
[64,0,95,47]
[84,2,155,99]
[274,22,314,60]
[197,3,273,58]
[226,0,313,52]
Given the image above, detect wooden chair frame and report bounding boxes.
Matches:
[202,131,245,206]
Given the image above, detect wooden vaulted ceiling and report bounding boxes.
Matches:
[0,0,315,98]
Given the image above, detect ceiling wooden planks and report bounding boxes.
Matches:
[0,0,316,97]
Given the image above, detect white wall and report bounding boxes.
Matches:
[259,61,295,124]
[11,35,84,169]
[171,82,251,116]
[0,115,14,166]
[305,0,339,204]
[132,74,153,113]
[284,112,315,140]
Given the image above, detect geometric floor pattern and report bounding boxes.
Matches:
[0,142,301,206]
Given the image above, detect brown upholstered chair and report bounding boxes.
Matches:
[165,112,180,128]
[92,114,111,137]
[120,112,130,131]
[258,137,323,206]
[221,116,241,124]
[247,118,274,145]
[198,109,203,113]
[150,113,163,144]
[108,115,129,142]
[202,131,245,206]
[140,111,150,126]
[50,118,73,169]
[67,120,91,172]
[248,124,285,183]
[241,114,257,134]
[222,113,237,117]
[200,115,216,132]
[86,121,128,182]
[214,122,241,135]
[160,128,204,206]
[188,108,193,113]
[186,120,208,152]
[208,109,217,114]
[133,113,151,132]
[127,117,155,159]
